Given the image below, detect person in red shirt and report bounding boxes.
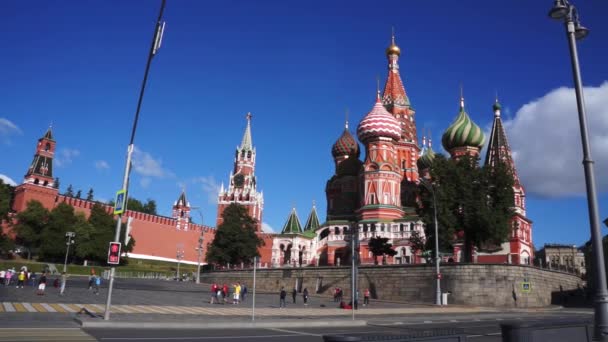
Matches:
[210,283,218,304]
[222,284,229,303]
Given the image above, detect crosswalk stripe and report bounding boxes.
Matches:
[22,303,37,312]
[49,303,67,313]
[89,304,105,312]
[3,302,15,312]
[58,303,77,313]
[40,303,56,312]
[13,303,27,312]
[111,306,132,313]
[148,305,174,314]
[31,303,46,312]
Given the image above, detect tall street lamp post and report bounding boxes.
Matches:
[420,179,441,306]
[176,246,185,281]
[63,232,75,273]
[196,235,204,284]
[103,0,166,321]
[548,1,608,340]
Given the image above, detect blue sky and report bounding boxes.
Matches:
[1,0,607,248]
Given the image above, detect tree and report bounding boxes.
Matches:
[0,178,15,220]
[142,199,157,215]
[367,236,397,265]
[12,200,50,259]
[409,229,426,262]
[83,203,115,262]
[417,154,514,262]
[75,190,82,199]
[39,203,77,261]
[86,188,94,201]
[65,184,74,197]
[206,203,263,266]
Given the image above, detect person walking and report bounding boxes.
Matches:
[279,287,287,308]
[233,282,241,304]
[93,275,101,295]
[303,288,309,306]
[241,284,248,303]
[363,288,370,306]
[210,283,218,304]
[59,272,68,296]
[17,270,26,288]
[37,272,47,295]
[292,287,297,304]
[222,284,229,304]
[0,270,5,286]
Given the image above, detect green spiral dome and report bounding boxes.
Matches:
[441,104,485,151]
[417,145,436,170]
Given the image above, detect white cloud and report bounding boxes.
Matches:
[132,146,172,178]
[55,148,80,167]
[0,118,22,144]
[94,160,110,170]
[193,176,220,205]
[504,81,608,197]
[0,174,17,186]
[262,222,275,233]
[140,178,152,188]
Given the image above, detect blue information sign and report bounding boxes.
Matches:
[114,189,126,215]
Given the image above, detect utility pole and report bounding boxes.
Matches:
[196,235,204,284]
[176,245,185,281]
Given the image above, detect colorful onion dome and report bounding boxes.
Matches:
[417,145,436,170]
[357,94,401,142]
[332,122,360,158]
[442,98,485,151]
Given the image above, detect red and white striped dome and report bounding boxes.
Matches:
[357,97,401,142]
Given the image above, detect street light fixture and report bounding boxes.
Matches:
[419,179,441,306]
[548,1,608,340]
[63,232,75,273]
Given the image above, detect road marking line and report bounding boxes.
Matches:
[13,303,27,312]
[450,319,458,322]
[2,302,15,312]
[32,303,46,312]
[40,303,56,312]
[23,303,37,312]
[59,304,77,313]
[268,328,322,337]
[423,320,432,323]
[50,303,67,313]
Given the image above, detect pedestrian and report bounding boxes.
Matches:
[303,288,309,306]
[222,284,229,303]
[233,282,241,304]
[333,287,339,302]
[241,284,248,302]
[292,287,297,304]
[17,270,26,288]
[363,288,370,306]
[279,287,287,308]
[59,272,68,296]
[30,272,36,286]
[0,269,5,286]
[37,272,47,295]
[210,283,218,304]
[5,268,13,286]
[94,275,101,295]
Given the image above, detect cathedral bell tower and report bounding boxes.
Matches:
[356,92,404,220]
[12,127,59,212]
[217,113,264,231]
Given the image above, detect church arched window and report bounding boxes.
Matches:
[45,143,50,151]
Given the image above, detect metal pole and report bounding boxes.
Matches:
[564,16,608,341]
[103,0,166,321]
[351,225,357,320]
[433,191,441,306]
[252,256,257,321]
[63,240,70,273]
[196,236,203,284]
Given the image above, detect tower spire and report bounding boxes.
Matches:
[240,112,253,150]
[460,83,465,111]
[345,108,349,129]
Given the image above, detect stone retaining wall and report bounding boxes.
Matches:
[200,263,584,307]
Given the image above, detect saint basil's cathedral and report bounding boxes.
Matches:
[5,34,532,267]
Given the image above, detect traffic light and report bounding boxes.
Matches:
[107,242,122,265]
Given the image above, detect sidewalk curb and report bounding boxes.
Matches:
[74,317,368,329]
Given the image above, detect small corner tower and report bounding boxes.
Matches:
[217,113,264,231]
[172,190,191,231]
[13,127,59,212]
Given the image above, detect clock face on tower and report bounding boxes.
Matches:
[234,174,245,187]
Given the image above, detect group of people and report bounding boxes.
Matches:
[279,287,309,308]
[333,287,344,302]
[209,282,247,304]
[1,266,35,288]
